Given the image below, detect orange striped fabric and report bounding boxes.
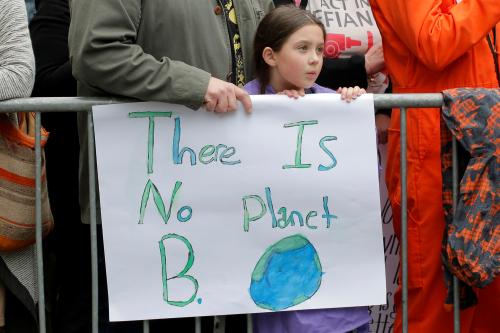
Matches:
[0,113,53,251]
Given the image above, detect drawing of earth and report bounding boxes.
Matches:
[249,234,323,311]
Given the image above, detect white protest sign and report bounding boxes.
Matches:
[92,94,386,321]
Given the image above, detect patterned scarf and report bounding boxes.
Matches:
[441,88,499,309]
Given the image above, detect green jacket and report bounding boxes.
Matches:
[68,0,273,223]
[69,0,273,106]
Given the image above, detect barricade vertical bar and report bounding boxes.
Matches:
[195,317,201,333]
[214,316,226,333]
[87,111,99,333]
[246,314,253,333]
[452,278,460,330]
[451,138,460,333]
[400,107,408,333]
[143,320,150,333]
[35,112,47,333]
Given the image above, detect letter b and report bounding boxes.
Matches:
[159,233,199,307]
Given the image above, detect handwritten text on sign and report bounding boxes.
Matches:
[92,95,386,321]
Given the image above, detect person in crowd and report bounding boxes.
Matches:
[274,0,386,91]
[0,0,34,102]
[244,6,367,333]
[68,0,273,331]
[31,1,198,332]
[29,1,90,332]
[69,0,274,219]
[0,0,37,332]
[369,0,500,332]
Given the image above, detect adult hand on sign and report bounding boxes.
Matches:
[365,44,385,75]
[204,77,253,113]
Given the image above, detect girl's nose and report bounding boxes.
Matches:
[309,52,320,64]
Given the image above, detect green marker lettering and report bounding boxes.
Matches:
[282,120,318,169]
[242,195,267,232]
[159,233,198,307]
[138,180,184,224]
[129,111,172,174]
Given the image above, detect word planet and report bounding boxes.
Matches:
[249,234,323,311]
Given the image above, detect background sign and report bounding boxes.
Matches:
[307,0,382,57]
[369,143,399,332]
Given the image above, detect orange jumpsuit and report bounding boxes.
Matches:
[369,0,500,332]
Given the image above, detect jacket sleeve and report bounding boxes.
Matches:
[30,0,76,97]
[371,0,500,71]
[68,0,210,107]
[0,0,35,100]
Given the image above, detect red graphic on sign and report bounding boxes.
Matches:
[324,31,375,58]
[367,31,374,50]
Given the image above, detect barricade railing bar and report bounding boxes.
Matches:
[0,94,459,333]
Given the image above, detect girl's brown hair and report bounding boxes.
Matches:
[253,5,326,93]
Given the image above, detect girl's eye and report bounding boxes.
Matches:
[298,45,308,51]
[317,46,324,54]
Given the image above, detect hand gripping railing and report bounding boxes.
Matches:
[0,94,461,333]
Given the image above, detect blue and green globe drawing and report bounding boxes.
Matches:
[249,234,323,311]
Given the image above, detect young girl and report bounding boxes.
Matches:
[244,5,365,101]
[244,6,369,333]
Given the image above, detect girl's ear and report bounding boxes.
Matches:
[262,47,277,67]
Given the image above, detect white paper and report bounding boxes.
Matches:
[93,94,386,321]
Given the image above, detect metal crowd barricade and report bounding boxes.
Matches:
[0,94,461,333]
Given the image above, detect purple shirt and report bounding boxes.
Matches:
[244,79,334,95]
[244,78,371,333]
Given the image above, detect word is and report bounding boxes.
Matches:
[282,120,337,171]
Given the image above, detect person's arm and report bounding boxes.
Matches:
[30,0,76,97]
[68,0,210,108]
[0,0,35,100]
[371,0,500,71]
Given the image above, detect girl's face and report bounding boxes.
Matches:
[264,24,324,94]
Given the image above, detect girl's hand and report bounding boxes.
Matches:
[277,89,305,99]
[337,86,366,103]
